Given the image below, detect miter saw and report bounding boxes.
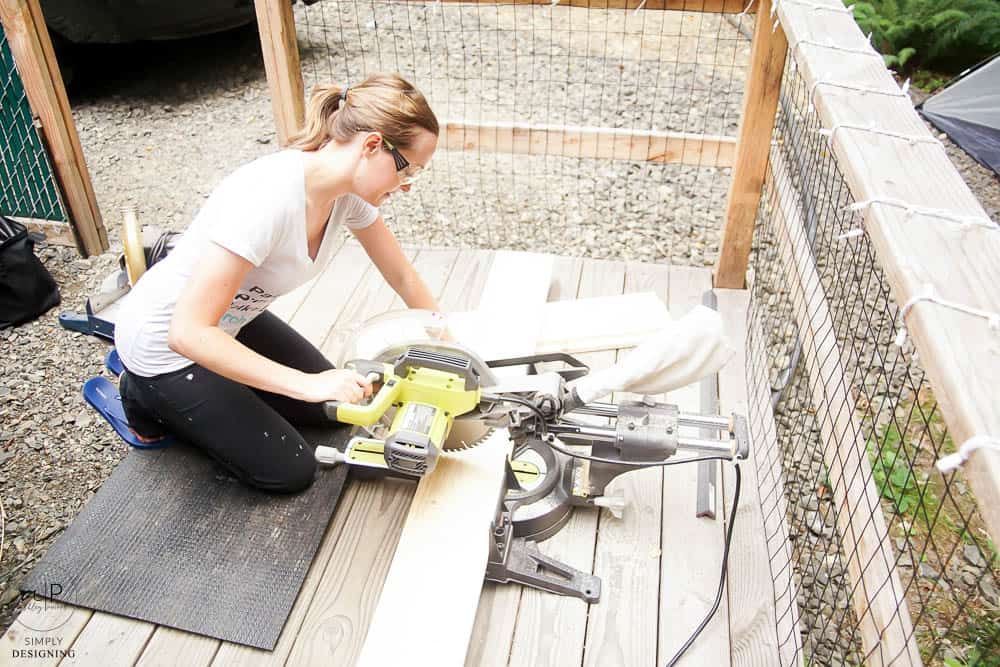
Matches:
[314,307,748,609]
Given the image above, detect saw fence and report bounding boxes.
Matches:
[255,0,1000,664]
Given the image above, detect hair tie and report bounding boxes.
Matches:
[340,86,349,103]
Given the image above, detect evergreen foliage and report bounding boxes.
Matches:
[848,0,1000,74]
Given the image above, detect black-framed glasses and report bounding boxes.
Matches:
[381,137,423,185]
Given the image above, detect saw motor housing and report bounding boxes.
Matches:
[324,348,483,476]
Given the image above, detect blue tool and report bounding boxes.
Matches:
[82,348,173,449]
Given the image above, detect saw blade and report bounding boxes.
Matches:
[443,419,494,451]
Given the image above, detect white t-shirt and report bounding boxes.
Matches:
[114,149,379,377]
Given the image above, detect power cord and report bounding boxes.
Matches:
[664,463,741,666]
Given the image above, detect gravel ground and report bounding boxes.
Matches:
[1,8,998,654]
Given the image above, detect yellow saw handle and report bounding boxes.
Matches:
[323,373,402,426]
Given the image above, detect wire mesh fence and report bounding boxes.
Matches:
[0,26,66,222]
[297,0,751,264]
[747,49,1000,666]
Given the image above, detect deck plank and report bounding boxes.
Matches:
[486,255,606,667]
[466,255,586,667]
[659,266,732,666]
[577,258,665,667]
[715,288,783,667]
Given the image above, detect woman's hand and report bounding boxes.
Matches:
[298,369,373,404]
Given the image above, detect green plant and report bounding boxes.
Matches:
[867,422,939,519]
[848,0,1000,75]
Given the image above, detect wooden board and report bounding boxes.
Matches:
[357,251,554,667]
[714,0,787,288]
[582,259,661,667]
[391,0,754,12]
[466,254,585,667]
[773,0,1000,556]
[253,0,305,146]
[658,266,733,667]
[0,0,107,255]
[714,288,784,667]
[449,292,670,357]
[504,258,621,667]
[442,122,736,169]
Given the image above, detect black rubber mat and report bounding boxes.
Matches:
[21,425,352,650]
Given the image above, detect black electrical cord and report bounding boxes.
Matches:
[484,391,743,666]
[664,463,741,667]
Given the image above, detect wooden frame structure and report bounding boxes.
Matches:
[0,0,107,256]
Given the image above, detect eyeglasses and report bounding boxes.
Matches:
[381,137,424,186]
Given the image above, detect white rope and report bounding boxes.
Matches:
[809,78,909,109]
[845,197,998,233]
[818,121,944,149]
[791,38,883,62]
[936,436,1000,473]
[894,284,1000,347]
[737,0,756,17]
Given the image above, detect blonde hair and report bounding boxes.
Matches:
[287,73,439,151]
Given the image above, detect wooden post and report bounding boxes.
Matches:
[254,0,305,147]
[714,0,787,289]
[0,0,107,257]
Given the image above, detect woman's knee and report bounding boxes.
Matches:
[246,442,318,494]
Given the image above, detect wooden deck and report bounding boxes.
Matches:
[1,242,792,666]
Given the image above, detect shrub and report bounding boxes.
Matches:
[848,0,1000,74]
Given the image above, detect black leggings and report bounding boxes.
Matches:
[118,311,334,494]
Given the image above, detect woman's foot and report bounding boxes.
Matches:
[128,427,166,444]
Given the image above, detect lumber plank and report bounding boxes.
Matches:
[270,248,452,666]
[58,613,154,665]
[357,251,554,667]
[277,248,491,666]
[658,266,732,667]
[714,0,787,288]
[135,627,219,666]
[253,0,305,147]
[392,0,753,12]
[774,0,1000,554]
[503,257,620,667]
[466,255,585,667]
[765,152,918,665]
[714,288,783,667]
[583,259,670,667]
[0,0,107,255]
[450,292,670,357]
[442,122,736,168]
[15,217,77,246]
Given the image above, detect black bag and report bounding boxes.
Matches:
[0,216,61,329]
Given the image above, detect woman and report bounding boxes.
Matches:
[113,73,442,493]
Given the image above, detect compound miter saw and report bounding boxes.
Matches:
[313,307,748,605]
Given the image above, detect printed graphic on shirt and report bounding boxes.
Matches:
[220,285,275,331]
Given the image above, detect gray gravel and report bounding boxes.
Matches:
[2,8,998,656]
